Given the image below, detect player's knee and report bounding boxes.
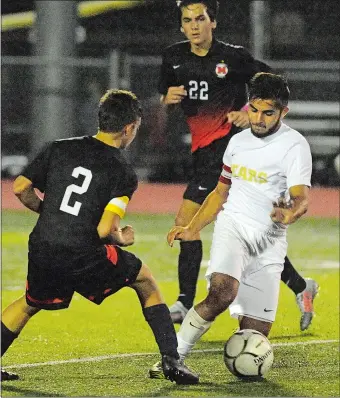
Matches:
[20,295,40,317]
[205,288,235,315]
[239,316,272,337]
[133,264,158,291]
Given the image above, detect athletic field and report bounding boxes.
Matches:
[1,208,339,397]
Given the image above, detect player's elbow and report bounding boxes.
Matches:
[13,175,32,197]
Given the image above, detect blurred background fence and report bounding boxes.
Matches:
[2,0,340,186]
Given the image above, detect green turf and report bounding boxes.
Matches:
[1,211,339,396]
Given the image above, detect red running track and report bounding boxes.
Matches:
[1,180,339,218]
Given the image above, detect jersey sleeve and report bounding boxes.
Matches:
[219,145,233,184]
[21,142,53,192]
[105,167,138,218]
[282,138,312,188]
[158,51,177,95]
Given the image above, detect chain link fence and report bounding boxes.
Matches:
[2,1,339,185]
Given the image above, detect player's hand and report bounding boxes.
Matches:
[163,86,187,105]
[120,225,135,246]
[226,110,250,128]
[167,225,193,247]
[270,205,295,225]
[276,196,291,209]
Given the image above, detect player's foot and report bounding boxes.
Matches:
[149,360,164,379]
[1,370,19,381]
[169,301,189,324]
[161,355,199,385]
[149,357,199,385]
[296,278,319,331]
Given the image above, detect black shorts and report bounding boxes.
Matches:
[183,132,235,205]
[26,243,142,310]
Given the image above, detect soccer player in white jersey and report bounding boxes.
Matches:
[166,72,313,362]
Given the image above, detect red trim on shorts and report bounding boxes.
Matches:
[26,291,64,304]
[26,280,65,304]
[105,245,118,265]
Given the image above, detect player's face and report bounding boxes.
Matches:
[121,117,141,149]
[248,99,288,137]
[181,4,216,47]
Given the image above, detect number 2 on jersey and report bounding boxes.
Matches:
[188,80,208,100]
[59,166,92,216]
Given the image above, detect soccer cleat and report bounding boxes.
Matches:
[296,278,319,331]
[161,355,199,385]
[149,361,165,379]
[169,301,189,324]
[1,370,19,381]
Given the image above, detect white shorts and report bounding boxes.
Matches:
[205,212,287,322]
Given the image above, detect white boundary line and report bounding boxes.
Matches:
[5,339,338,369]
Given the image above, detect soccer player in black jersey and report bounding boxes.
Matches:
[1,90,198,385]
[158,0,318,329]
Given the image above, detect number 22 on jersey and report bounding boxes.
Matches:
[188,80,208,100]
[60,166,92,216]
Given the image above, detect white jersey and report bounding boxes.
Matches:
[219,123,312,229]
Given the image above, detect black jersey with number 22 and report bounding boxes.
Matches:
[159,39,271,152]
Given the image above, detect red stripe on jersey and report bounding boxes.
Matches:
[105,245,118,265]
[223,164,232,173]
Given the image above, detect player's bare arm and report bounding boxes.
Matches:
[226,110,250,129]
[167,181,230,246]
[270,185,309,225]
[13,175,43,213]
[97,211,135,247]
[161,85,187,105]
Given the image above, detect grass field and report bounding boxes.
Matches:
[1,210,339,397]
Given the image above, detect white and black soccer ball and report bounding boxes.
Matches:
[223,329,274,379]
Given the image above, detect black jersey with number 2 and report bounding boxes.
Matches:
[22,136,138,251]
[159,39,271,152]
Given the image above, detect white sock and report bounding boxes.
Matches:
[177,307,212,360]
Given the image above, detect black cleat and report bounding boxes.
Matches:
[1,369,19,381]
[162,355,199,385]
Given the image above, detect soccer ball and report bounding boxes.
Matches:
[223,329,274,379]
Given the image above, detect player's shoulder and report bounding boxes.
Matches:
[280,123,310,146]
[214,39,250,57]
[54,135,92,146]
[162,40,190,58]
[229,129,252,146]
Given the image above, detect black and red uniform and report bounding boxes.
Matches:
[159,38,271,203]
[22,136,141,310]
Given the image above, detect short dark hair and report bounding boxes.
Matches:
[177,0,219,23]
[248,73,290,109]
[98,89,142,133]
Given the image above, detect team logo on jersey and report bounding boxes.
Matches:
[215,63,228,78]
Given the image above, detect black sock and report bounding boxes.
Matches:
[178,240,202,309]
[1,322,19,356]
[143,304,179,359]
[281,256,307,295]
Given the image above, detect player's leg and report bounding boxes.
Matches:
[176,212,245,360]
[176,272,239,360]
[1,294,40,381]
[281,256,319,331]
[131,263,199,384]
[78,245,198,385]
[170,198,202,323]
